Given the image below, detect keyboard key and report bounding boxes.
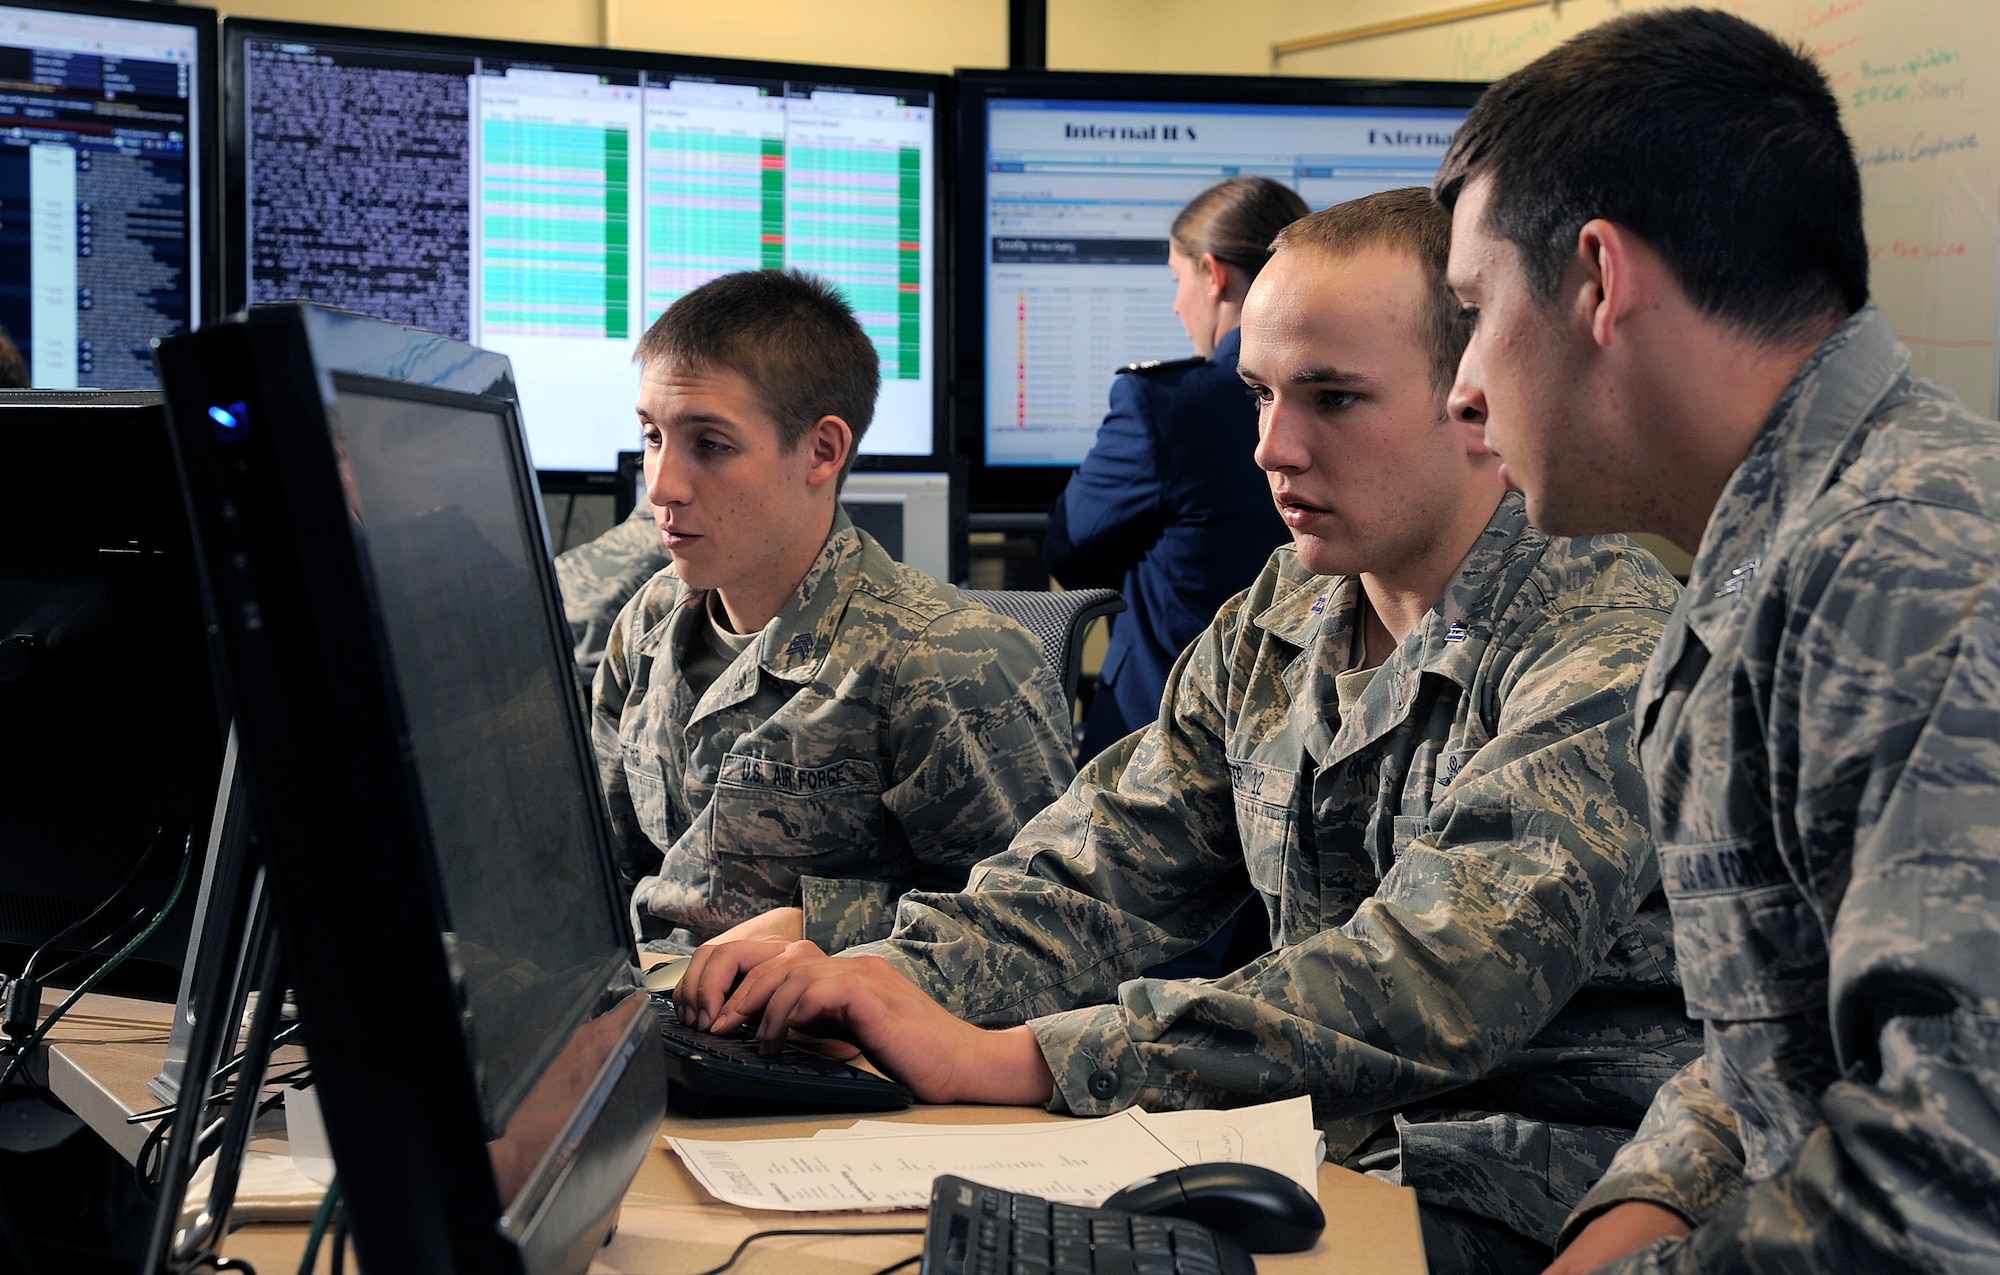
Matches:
[1091,1217,1130,1248]
[1128,1219,1173,1255]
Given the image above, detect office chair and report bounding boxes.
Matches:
[962,588,1126,712]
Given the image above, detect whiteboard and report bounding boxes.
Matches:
[1283,0,1999,416]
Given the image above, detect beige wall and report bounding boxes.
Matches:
[207,0,1008,73]
[199,0,1652,80]
[207,0,607,47]
[608,0,1008,74]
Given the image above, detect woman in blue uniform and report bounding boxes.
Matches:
[1046,176,1307,761]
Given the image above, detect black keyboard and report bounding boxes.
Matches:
[650,992,912,1117]
[922,1176,1255,1275]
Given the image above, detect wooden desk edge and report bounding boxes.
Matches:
[35,994,1429,1274]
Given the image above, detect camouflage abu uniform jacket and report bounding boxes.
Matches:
[593,510,1075,953]
[556,502,670,687]
[856,496,1698,1245]
[1569,306,2000,1271]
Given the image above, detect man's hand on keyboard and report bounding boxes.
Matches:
[684,939,1056,1106]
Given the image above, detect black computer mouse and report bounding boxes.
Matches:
[1102,1162,1326,1253]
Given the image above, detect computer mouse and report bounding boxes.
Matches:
[1102,1162,1326,1253]
[642,954,691,994]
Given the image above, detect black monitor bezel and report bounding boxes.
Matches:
[0,0,224,334]
[949,68,1487,512]
[154,304,655,1273]
[220,17,951,474]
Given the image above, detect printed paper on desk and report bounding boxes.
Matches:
[815,1095,1321,1201]
[669,1108,1185,1212]
[668,1096,1322,1212]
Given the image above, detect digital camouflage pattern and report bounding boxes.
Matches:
[856,495,1700,1247]
[593,509,1075,954]
[1571,304,2000,1271]
[555,501,670,687]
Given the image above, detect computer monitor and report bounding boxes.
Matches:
[953,70,1484,509]
[0,391,225,994]
[841,453,967,585]
[154,304,664,1274]
[0,0,218,389]
[225,19,943,478]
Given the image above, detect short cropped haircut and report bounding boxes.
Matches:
[1435,8,1866,344]
[635,269,880,468]
[1270,187,1468,398]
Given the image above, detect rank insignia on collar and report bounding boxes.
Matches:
[1714,559,1759,600]
[1310,595,1327,615]
[784,633,815,660]
[1444,622,1468,642]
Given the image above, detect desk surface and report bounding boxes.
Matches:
[39,994,1425,1275]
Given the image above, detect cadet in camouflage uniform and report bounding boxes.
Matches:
[1438,11,2000,1272]
[555,502,667,688]
[598,270,1073,954]
[684,191,1698,1274]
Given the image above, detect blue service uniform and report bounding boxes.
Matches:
[1046,326,1289,761]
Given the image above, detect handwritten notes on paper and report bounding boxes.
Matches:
[666,1095,1323,1213]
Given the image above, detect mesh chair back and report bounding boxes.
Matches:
[960,587,1126,711]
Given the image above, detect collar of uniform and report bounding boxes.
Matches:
[1251,554,1358,765]
[1251,495,1527,763]
[752,506,868,685]
[1210,324,1242,368]
[636,507,859,697]
[1677,302,1907,653]
[1324,495,1527,761]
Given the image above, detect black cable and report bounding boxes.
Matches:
[558,492,578,552]
[864,1256,922,1275]
[330,1202,349,1275]
[678,1227,925,1275]
[21,820,176,982]
[37,905,150,986]
[0,827,195,1275]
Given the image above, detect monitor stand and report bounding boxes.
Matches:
[150,723,258,1106]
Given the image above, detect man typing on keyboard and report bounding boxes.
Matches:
[683,190,1695,1275]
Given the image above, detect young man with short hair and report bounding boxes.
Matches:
[1438,10,2000,1272]
[593,269,1074,954]
[683,191,1694,1273]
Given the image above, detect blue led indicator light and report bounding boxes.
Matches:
[209,402,250,440]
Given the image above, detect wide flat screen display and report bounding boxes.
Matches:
[333,381,628,1130]
[237,29,939,472]
[0,2,209,388]
[980,96,1469,468]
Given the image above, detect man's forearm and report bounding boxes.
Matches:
[949,1025,1056,1106]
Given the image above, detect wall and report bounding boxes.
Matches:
[205,0,1009,73]
[607,0,1008,74]
[205,0,606,47]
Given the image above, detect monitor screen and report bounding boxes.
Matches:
[840,456,963,584]
[155,305,663,1272]
[332,378,630,1129]
[232,24,941,473]
[0,392,224,991]
[0,1,214,389]
[953,73,1483,506]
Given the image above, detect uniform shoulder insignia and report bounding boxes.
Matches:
[1116,355,1207,375]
